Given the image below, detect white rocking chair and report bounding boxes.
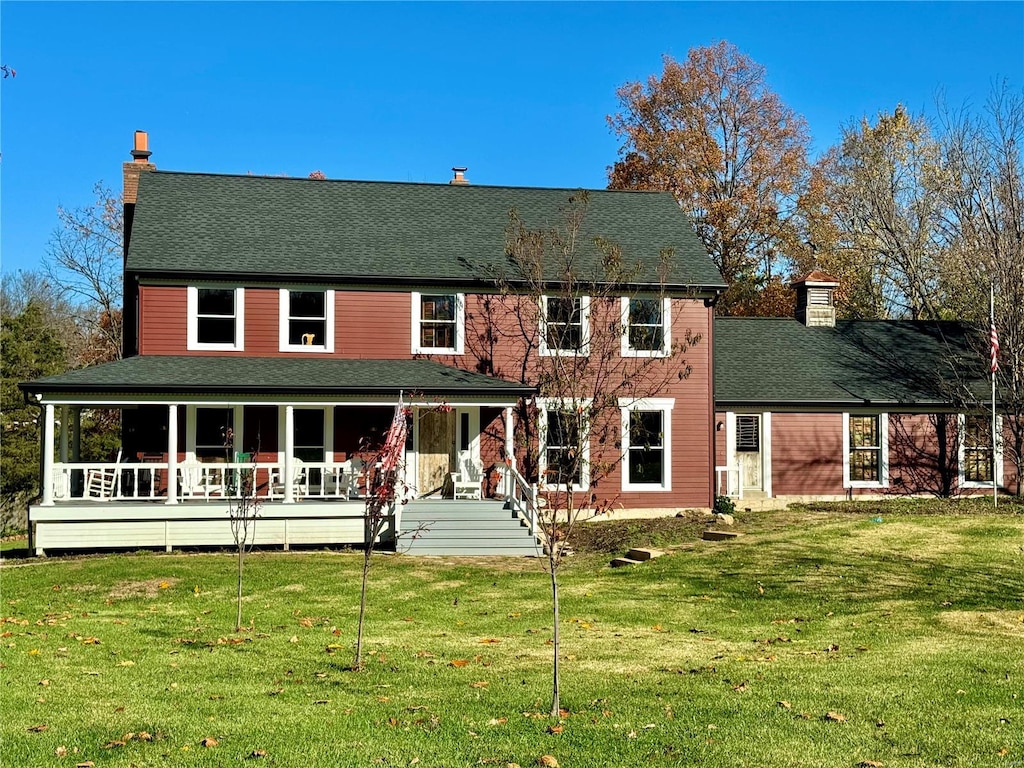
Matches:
[85,449,122,499]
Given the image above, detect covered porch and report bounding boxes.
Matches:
[21,356,539,556]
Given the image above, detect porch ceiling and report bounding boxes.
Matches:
[20,356,536,402]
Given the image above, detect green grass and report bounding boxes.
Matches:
[1,507,1022,767]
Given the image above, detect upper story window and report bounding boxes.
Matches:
[540,295,589,356]
[622,297,671,357]
[960,413,1001,487]
[187,286,244,351]
[412,293,464,354]
[279,289,335,352]
[844,412,888,488]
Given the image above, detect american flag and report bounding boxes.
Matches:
[991,323,1000,374]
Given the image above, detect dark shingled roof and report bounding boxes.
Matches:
[20,356,535,399]
[126,171,725,291]
[714,317,989,407]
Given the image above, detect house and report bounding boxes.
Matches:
[18,132,726,556]
[714,272,1018,505]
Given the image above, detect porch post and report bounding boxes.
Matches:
[284,405,295,504]
[504,406,516,472]
[166,404,178,504]
[59,406,69,463]
[71,408,81,461]
[41,403,55,506]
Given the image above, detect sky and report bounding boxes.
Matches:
[1,1,1022,277]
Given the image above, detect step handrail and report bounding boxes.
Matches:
[503,460,539,537]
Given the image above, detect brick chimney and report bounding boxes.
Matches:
[122,130,155,360]
[792,271,839,327]
[450,166,469,185]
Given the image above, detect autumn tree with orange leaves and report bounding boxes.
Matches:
[608,41,812,315]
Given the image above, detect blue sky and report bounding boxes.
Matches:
[2,1,1022,276]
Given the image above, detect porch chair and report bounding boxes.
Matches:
[271,457,306,499]
[178,460,227,498]
[326,459,363,499]
[85,449,123,499]
[451,452,483,500]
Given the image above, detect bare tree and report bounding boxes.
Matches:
[938,83,1024,490]
[224,428,262,631]
[495,192,701,716]
[46,183,124,365]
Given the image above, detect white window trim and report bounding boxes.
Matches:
[539,295,590,357]
[278,288,335,353]
[620,296,671,357]
[537,397,592,492]
[278,406,333,462]
[958,413,1003,489]
[187,286,245,351]
[619,397,674,492]
[843,412,889,489]
[411,292,465,355]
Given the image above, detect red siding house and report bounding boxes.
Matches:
[19,133,726,555]
[714,273,1018,505]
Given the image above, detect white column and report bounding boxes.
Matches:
[284,405,295,504]
[504,406,515,472]
[166,404,178,504]
[59,406,69,463]
[71,408,81,461]
[41,404,55,506]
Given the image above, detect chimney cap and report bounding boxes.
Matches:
[450,166,469,185]
[131,130,152,162]
[791,270,839,287]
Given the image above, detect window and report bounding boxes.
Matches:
[539,401,591,490]
[187,287,244,351]
[293,409,325,463]
[540,295,589,356]
[412,293,464,354]
[279,289,334,352]
[960,414,1001,487]
[621,398,674,490]
[844,413,888,488]
[622,297,670,356]
[195,407,234,461]
[736,415,760,452]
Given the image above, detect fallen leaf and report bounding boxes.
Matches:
[248,749,268,759]
[27,724,48,732]
[159,581,170,589]
[487,717,508,725]
[103,740,126,749]
[857,762,884,767]
[470,681,489,689]
[997,748,1009,757]
[289,636,299,644]
[38,679,50,686]
[826,643,839,652]
[117,660,135,667]
[479,638,502,644]
[201,737,219,748]
[299,618,313,628]
[777,700,792,709]
[732,681,749,692]
[55,746,67,756]
[546,724,563,734]
[824,711,847,723]
[537,757,560,767]
[75,763,94,768]
[450,659,469,668]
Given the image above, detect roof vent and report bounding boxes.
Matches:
[450,166,469,185]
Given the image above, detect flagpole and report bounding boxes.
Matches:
[991,283,998,508]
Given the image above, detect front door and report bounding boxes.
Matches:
[417,410,455,497]
[736,414,763,492]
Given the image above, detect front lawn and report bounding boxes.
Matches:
[1,507,1021,767]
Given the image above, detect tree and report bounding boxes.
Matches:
[937,84,1024,490]
[1,292,68,532]
[224,428,262,632]
[47,182,124,365]
[496,192,700,716]
[797,105,947,320]
[608,41,811,312]
[352,399,409,671]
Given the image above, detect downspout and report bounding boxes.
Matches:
[22,390,43,556]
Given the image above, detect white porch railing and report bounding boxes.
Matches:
[502,461,540,538]
[715,465,743,499]
[49,460,374,503]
